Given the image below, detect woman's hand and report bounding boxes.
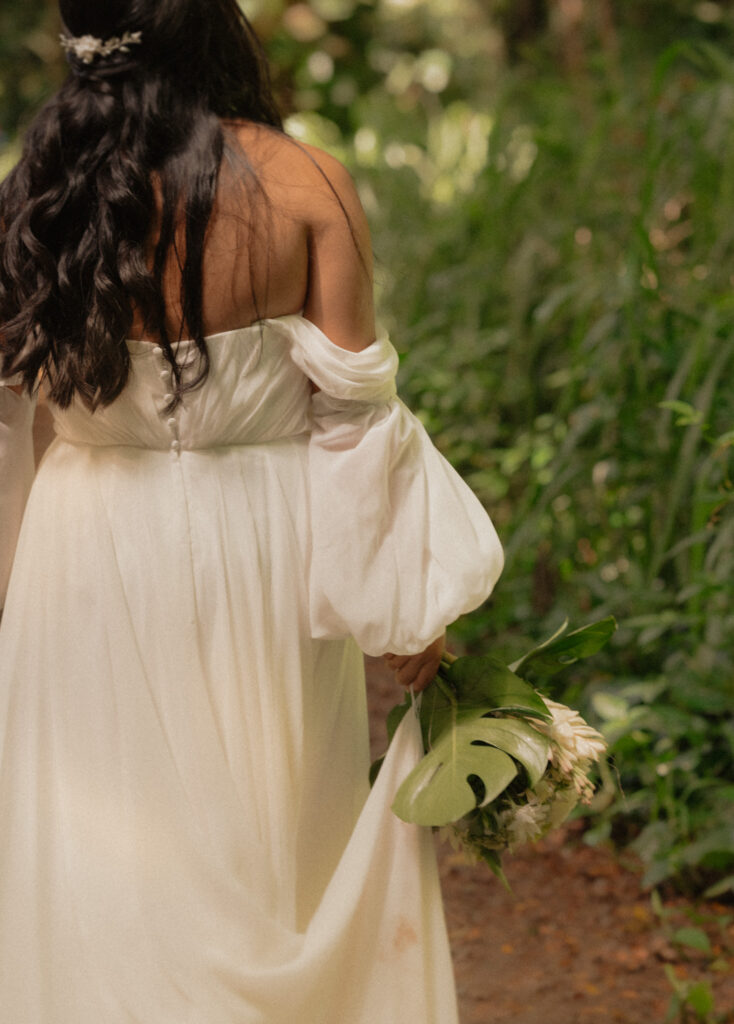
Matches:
[384,632,446,694]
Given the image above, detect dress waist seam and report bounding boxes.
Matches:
[50,431,311,453]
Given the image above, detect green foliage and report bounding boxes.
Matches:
[511,616,618,681]
[584,664,734,890]
[0,0,63,145]
[382,618,611,839]
[391,685,551,827]
[393,724,526,828]
[663,969,717,1024]
[652,890,732,1023]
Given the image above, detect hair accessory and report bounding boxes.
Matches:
[59,30,143,66]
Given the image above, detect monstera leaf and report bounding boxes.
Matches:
[392,715,550,827]
[442,655,550,715]
[398,656,551,751]
[371,616,616,835]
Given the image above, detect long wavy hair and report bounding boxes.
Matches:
[0,0,282,409]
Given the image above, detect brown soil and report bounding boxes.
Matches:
[31,411,734,1024]
[366,656,734,1024]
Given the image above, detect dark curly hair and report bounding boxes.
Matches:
[0,0,282,409]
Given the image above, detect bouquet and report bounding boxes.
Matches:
[371,618,615,884]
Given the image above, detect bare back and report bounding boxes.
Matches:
[129,122,375,354]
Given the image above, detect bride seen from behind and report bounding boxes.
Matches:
[0,0,503,1020]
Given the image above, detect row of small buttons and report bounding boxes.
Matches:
[152,346,181,454]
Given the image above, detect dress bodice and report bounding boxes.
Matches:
[5,313,503,655]
[50,317,314,453]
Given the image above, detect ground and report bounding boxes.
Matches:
[32,407,734,1024]
[366,657,734,1024]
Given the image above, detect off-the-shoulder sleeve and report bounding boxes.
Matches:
[287,316,504,657]
[0,383,36,609]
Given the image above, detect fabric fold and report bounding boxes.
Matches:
[288,317,504,656]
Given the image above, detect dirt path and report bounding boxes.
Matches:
[366,657,734,1024]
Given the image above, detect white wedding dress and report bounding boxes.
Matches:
[0,314,503,1023]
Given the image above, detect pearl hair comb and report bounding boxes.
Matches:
[59,30,143,66]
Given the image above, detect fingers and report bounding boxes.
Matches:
[383,643,444,693]
[410,659,438,693]
[384,653,426,689]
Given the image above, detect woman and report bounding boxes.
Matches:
[0,1,503,1020]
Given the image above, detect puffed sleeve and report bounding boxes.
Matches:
[287,316,504,657]
[0,381,36,609]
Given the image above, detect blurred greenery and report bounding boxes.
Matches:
[2,0,733,894]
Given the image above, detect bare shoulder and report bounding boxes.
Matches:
[287,140,356,197]
[291,142,368,236]
[224,122,375,350]
[229,124,364,225]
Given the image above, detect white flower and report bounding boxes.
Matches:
[497,799,550,849]
[531,776,556,804]
[533,697,607,777]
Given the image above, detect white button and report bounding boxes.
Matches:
[153,346,163,357]
[166,416,177,429]
[163,393,174,403]
[159,369,169,380]
[171,440,181,452]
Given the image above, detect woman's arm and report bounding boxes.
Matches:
[295,146,446,689]
[297,145,376,353]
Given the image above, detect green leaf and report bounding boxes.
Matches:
[672,926,711,953]
[684,981,714,1016]
[368,755,384,787]
[387,698,411,743]
[449,656,552,717]
[650,889,666,919]
[393,740,516,827]
[370,698,415,785]
[479,848,511,891]
[509,618,569,673]
[473,718,550,786]
[667,678,732,714]
[416,656,551,749]
[658,399,706,427]
[664,963,685,998]
[511,617,617,682]
[679,827,734,867]
[704,874,734,900]
[392,716,549,826]
[591,692,630,720]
